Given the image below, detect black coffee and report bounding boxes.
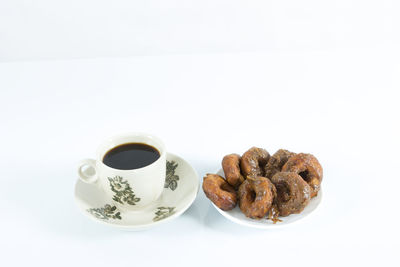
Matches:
[103,143,160,170]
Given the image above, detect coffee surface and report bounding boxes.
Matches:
[103,143,160,170]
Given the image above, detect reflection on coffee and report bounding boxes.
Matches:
[103,143,160,170]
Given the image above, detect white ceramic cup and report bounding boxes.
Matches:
[77,133,166,210]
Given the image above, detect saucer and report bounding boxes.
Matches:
[74,153,199,230]
[211,169,323,229]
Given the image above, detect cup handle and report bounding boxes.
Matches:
[78,159,98,184]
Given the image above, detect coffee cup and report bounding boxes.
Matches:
[78,133,166,210]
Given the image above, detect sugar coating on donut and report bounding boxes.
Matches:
[271,172,311,216]
[240,147,270,178]
[265,149,296,179]
[282,153,323,197]
[238,176,276,219]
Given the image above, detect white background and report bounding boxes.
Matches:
[1,1,399,267]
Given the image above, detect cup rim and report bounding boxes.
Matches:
[95,132,166,172]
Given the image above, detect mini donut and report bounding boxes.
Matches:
[222,153,245,189]
[202,174,237,211]
[240,147,270,178]
[265,149,296,179]
[282,153,323,197]
[238,177,276,219]
[271,172,311,216]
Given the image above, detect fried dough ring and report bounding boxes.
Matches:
[271,172,311,217]
[222,153,244,189]
[240,147,270,178]
[265,149,296,179]
[202,174,237,211]
[238,177,276,219]
[282,153,323,197]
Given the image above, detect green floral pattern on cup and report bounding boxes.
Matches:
[108,176,140,205]
[87,204,122,220]
[164,161,179,191]
[153,207,175,221]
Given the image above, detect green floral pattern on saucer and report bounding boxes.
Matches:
[87,204,122,220]
[164,160,179,191]
[75,152,199,230]
[153,207,175,221]
[108,176,140,205]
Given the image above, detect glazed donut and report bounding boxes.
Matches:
[240,147,270,178]
[238,177,276,219]
[271,172,311,216]
[265,149,296,179]
[222,153,244,189]
[282,153,323,197]
[202,174,237,211]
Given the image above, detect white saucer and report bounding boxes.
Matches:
[74,153,199,230]
[211,169,322,229]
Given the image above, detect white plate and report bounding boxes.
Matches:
[211,169,322,229]
[74,153,199,231]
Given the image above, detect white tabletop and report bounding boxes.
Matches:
[1,1,400,265]
[1,50,399,266]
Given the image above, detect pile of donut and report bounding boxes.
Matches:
[202,147,323,222]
